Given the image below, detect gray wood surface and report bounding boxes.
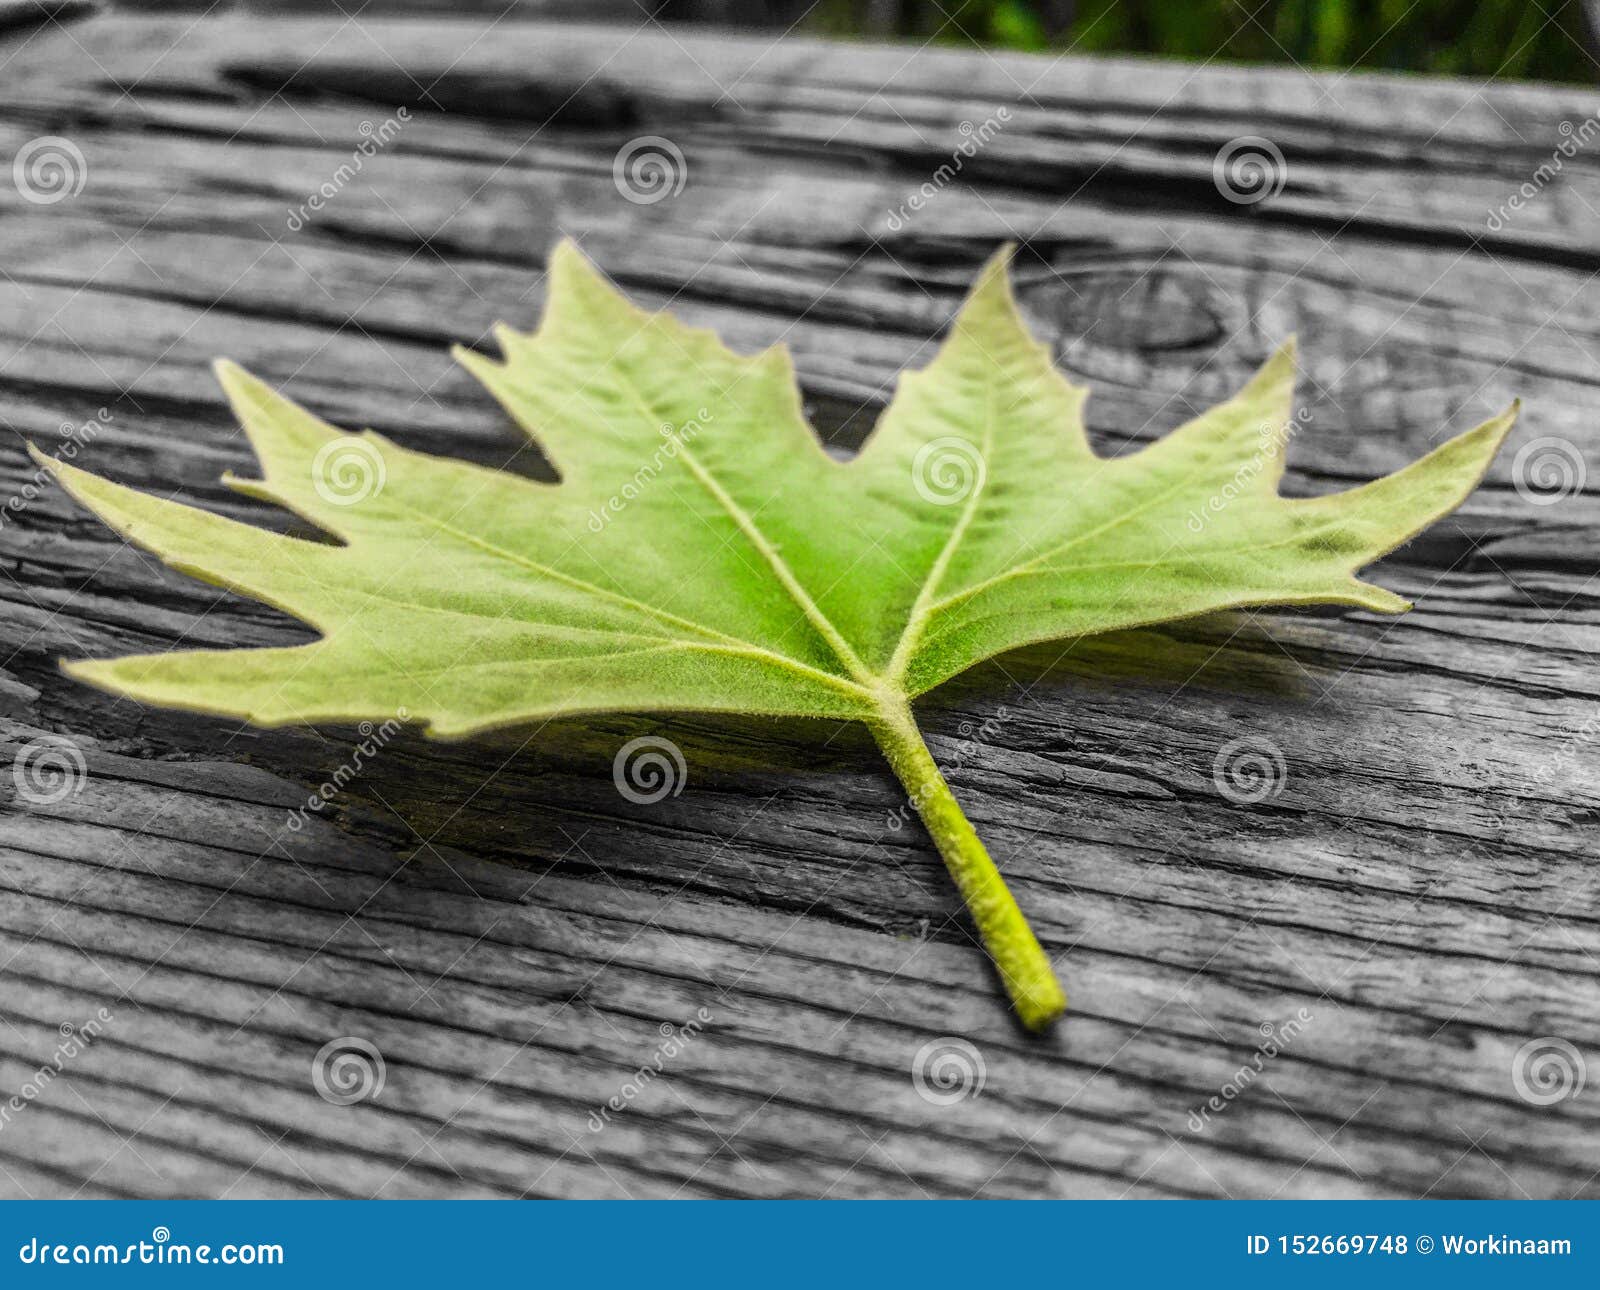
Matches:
[1,3,1597,1199]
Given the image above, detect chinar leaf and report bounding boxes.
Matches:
[33,242,1516,1031]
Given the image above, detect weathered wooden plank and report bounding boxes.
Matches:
[0,9,1597,1199]
[3,717,1594,1200]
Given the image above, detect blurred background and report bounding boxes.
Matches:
[661,0,1600,81]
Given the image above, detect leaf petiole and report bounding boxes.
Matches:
[870,699,1067,1031]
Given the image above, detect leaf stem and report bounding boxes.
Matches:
[869,698,1066,1031]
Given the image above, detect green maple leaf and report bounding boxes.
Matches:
[34,242,1515,1030]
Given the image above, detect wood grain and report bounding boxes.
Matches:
[0,3,1596,1198]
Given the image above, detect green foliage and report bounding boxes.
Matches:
[812,0,1599,82]
[35,244,1514,1027]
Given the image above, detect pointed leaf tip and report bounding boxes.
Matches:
[212,357,265,402]
[975,242,1017,289]
[548,237,607,293]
